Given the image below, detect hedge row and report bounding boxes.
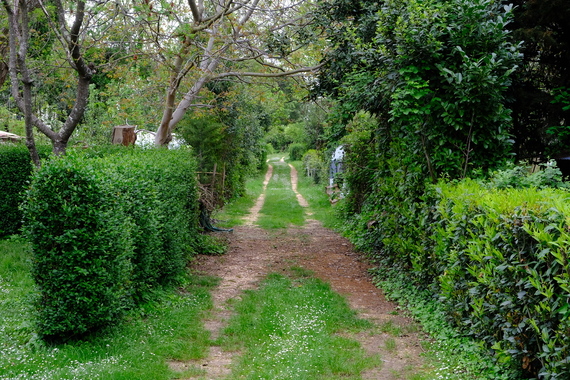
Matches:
[433,182,570,378]
[21,148,199,340]
[0,144,50,237]
[347,177,570,378]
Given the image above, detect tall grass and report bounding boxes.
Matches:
[0,237,217,380]
[219,272,379,379]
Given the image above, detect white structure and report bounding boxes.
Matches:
[329,145,344,187]
[135,129,185,149]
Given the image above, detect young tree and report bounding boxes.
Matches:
[2,0,97,158]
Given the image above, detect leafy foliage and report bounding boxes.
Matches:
[315,0,520,181]
[338,111,379,213]
[21,148,199,340]
[0,144,50,237]
[301,149,327,185]
[487,160,569,190]
[343,166,570,378]
[433,182,570,378]
[288,142,306,161]
[178,81,268,204]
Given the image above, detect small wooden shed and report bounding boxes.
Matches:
[111,125,137,146]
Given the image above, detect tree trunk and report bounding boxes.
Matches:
[155,74,211,146]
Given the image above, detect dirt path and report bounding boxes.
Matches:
[179,163,428,379]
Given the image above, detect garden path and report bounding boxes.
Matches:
[174,162,429,379]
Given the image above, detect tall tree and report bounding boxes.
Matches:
[2,0,97,157]
[129,0,322,146]
[314,0,520,182]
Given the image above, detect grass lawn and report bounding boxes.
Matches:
[0,237,217,380]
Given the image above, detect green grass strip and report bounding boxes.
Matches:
[0,237,217,380]
[257,160,306,229]
[289,161,340,229]
[213,168,267,228]
[219,271,379,379]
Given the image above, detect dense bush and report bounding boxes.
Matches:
[288,143,306,161]
[0,144,51,237]
[432,181,570,378]
[22,148,199,340]
[302,149,326,185]
[343,165,570,378]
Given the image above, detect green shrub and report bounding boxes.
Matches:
[301,149,326,184]
[0,144,51,237]
[432,182,570,378]
[487,160,568,189]
[341,164,570,378]
[22,148,199,340]
[288,143,306,161]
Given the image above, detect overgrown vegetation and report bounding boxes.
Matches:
[312,0,570,378]
[340,165,570,378]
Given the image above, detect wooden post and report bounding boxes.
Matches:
[222,163,226,195]
[212,163,217,187]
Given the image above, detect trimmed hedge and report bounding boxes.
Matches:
[345,177,570,378]
[432,182,570,378]
[0,144,50,237]
[22,148,199,340]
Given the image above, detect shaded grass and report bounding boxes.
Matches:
[256,160,305,229]
[219,272,380,379]
[0,237,218,380]
[289,161,340,229]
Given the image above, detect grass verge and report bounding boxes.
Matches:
[218,271,380,379]
[0,236,218,380]
[289,160,340,229]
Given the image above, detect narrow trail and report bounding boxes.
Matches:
[178,161,428,379]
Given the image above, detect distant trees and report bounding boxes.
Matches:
[123,0,322,146]
[1,0,322,159]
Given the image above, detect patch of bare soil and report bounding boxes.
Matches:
[174,165,429,379]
